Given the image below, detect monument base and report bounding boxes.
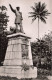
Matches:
[0,33,37,79]
[0,66,37,79]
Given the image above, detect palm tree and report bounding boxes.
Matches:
[29,2,50,39]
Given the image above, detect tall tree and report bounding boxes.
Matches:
[29,2,50,39]
[0,6,9,65]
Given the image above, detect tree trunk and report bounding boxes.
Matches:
[38,18,39,39]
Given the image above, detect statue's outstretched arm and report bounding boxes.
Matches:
[9,4,15,13]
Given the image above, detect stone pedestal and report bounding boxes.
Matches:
[0,33,37,79]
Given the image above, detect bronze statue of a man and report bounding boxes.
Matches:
[9,4,24,33]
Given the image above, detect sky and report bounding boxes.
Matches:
[0,0,52,41]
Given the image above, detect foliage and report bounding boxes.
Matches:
[0,6,9,28]
[0,32,8,65]
[37,68,51,76]
[21,63,29,71]
[31,39,50,57]
[31,38,51,70]
[0,6,9,65]
[42,31,52,53]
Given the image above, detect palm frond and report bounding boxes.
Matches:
[35,2,40,13]
[40,10,50,17]
[40,17,46,23]
[43,16,47,19]
[35,2,41,14]
[41,2,46,11]
[31,6,35,11]
[38,2,41,10]
[29,12,37,15]
[45,12,51,16]
[32,17,36,23]
[28,15,36,17]
[41,16,47,19]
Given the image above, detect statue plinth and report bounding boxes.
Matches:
[0,32,37,78]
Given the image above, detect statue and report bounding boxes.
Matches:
[9,4,24,33]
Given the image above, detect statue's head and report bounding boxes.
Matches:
[16,7,20,11]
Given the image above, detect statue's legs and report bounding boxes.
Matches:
[15,23,24,33]
[15,24,19,32]
[19,23,24,33]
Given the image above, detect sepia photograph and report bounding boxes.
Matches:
[0,0,52,80]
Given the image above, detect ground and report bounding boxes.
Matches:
[0,76,49,80]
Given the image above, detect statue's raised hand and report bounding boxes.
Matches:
[9,4,11,7]
[9,4,15,13]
